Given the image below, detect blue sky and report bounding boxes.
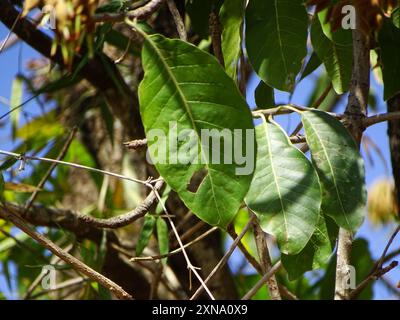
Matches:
[0,24,399,299]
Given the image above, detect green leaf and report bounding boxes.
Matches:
[156,217,169,265]
[378,18,400,100]
[219,0,245,79]
[246,119,321,254]
[391,6,400,28]
[0,158,18,171]
[136,215,156,256]
[311,16,352,94]
[139,34,255,228]
[254,81,275,109]
[281,213,338,280]
[245,0,308,92]
[300,52,322,81]
[301,110,366,232]
[305,72,338,112]
[10,76,24,138]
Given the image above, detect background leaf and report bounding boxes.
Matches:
[156,217,169,265]
[301,110,367,232]
[136,215,156,256]
[311,16,352,94]
[219,0,245,79]
[246,119,321,254]
[378,18,400,100]
[139,34,255,228]
[281,213,339,280]
[245,0,308,92]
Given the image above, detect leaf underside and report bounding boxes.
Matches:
[245,0,308,92]
[301,110,366,232]
[246,119,321,255]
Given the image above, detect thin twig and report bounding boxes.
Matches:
[290,83,333,136]
[364,111,400,127]
[166,0,187,41]
[24,128,77,212]
[349,261,398,300]
[23,244,74,300]
[29,277,89,300]
[0,149,154,187]
[227,224,263,274]
[209,10,225,66]
[124,138,148,150]
[190,215,256,300]
[349,225,400,299]
[0,11,21,52]
[2,207,133,300]
[130,227,218,262]
[241,261,282,300]
[252,218,281,300]
[152,185,216,300]
[64,180,164,229]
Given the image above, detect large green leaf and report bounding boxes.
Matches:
[301,110,366,232]
[245,0,308,92]
[311,16,352,94]
[281,213,338,280]
[139,34,255,229]
[378,18,400,100]
[219,0,245,79]
[246,119,321,254]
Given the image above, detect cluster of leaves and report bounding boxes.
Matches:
[2,0,400,298]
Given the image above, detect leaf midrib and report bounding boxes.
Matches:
[274,0,289,80]
[303,113,351,229]
[262,120,290,241]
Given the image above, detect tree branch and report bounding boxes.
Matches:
[1,207,132,300]
[335,9,370,300]
[252,218,281,300]
[1,180,164,231]
[93,0,165,23]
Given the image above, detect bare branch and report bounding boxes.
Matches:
[349,225,400,299]
[167,0,187,41]
[129,227,218,262]
[364,111,400,127]
[2,180,164,230]
[209,10,225,66]
[1,208,133,300]
[190,215,256,300]
[93,0,165,23]
[0,149,153,187]
[25,128,77,212]
[241,261,282,300]
[252,218,281,300]
[335,6,371,300]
